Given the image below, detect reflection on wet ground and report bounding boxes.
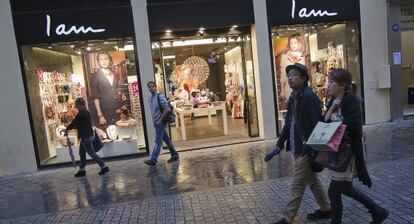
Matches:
[0,120,413,219]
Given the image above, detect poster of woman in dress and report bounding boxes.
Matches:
[87,51,128,130]
[273,36,310,110]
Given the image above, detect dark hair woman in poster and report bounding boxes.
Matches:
[90,51,121,129]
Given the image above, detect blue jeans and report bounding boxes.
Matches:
[79,135,106,169]
[150,122,178,162]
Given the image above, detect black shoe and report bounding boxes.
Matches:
[370,208,389,224]
[144,159,157,166]
[167,155,179,163]
[98,166,109,175]
[272,218,288,224]
[307,210,331,220]
[74,170,86,178]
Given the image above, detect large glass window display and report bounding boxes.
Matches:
[272,21,362,130]
[151,34,259,146]
[22,38,146,165]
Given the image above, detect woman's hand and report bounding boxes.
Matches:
[333,98,342,107]
[99,115,107,125]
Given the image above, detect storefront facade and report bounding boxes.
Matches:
[266,0,363,131]
[0,0,400,176]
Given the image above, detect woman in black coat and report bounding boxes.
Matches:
[324,69,388,224]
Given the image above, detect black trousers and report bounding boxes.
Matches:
[328,180,380,224]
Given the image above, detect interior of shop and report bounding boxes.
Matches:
[271,21,362,130]
[151,32,259,148]
[21,38,146,166]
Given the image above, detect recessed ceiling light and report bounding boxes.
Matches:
[166,30,172,34]
[232,25,238,28]
[324,25,328,28]
[47,46,52,49]
[86,47,91,51]
[70,45,75,48]
[104,41,109,44]
[199,27,206,31]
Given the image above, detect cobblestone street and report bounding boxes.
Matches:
[1,120,414,224]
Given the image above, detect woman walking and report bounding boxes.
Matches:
[324,69,388,224]
[65,97,109,177]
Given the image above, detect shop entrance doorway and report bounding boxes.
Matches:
[151,33,259,150]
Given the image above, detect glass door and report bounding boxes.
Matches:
[241,35,259,137]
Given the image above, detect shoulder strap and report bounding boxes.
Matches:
[157,93,163,111]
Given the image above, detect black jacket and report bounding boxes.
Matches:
[277,86,322,155]
[90,70,119,110]
[325,92,372,187]
[67,110,94,139]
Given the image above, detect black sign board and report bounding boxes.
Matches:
[12,6,135,44]
[266,0,359,25]
[147,0,254,32]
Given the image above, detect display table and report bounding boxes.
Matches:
[56,139,139,163]
[174,103,228,140]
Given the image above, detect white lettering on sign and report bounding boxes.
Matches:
[291,0,338,19]
[46,15,106,37]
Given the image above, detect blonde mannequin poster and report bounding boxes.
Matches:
[273,36,310,110]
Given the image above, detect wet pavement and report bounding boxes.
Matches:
[1,119,414,223]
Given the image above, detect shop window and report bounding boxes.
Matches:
[22,38,146,166]
[272,21,362,130]
[151,33,259,147]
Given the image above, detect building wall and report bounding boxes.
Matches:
[360,0,392,124]
[251,0,277,139]
[0,0,38,176]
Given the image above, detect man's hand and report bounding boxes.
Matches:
[264,146,282,162]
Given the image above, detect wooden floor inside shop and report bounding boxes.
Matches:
[170,111,256,151]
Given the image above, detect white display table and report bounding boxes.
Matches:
[174,103,228,140]
[56,139,139,163]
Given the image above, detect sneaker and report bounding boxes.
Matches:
[98,166,109,175]
[74,170,86,178]
[167,155,179,163]
[271,218,289,224]
[307,210,331,220]
[370,208,389,224]
[144,159,157,166]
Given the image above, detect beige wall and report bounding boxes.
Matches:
[360,0,391,124]
[0,1,38,176]
[251,0,277,140]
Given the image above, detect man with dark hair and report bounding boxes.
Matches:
[264,63,331,224]
[144,81,179,166]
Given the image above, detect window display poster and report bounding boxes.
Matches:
[273,36,310,110]
[86,51,129,130]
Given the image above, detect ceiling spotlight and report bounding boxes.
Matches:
[199,27,206,31]
[77,51,81,55]
[86,47,91,51]
[324,25,328,28]
[104,41,109,44]
[166,29,172,34]
[232,25,238,28]
[70,45,75,48]
[47,45,52,49]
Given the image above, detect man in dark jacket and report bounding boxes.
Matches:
[264,63,331,224]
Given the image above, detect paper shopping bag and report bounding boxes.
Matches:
[306,121,347,152]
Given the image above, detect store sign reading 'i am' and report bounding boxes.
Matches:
[291,0,338,19]
[46,14,106,36]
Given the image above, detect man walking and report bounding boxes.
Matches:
[264,63,331,223]
[144,81,179,166]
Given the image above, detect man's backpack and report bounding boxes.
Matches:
[157,93,176,124]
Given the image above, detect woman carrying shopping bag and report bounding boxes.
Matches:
[324,69,388,224]
[65,97,109,177]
